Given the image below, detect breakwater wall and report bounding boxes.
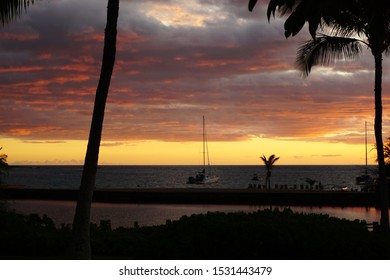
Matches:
[0,186,381,207]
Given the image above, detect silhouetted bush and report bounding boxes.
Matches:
[0,209,70,259]
[1,207,389,259]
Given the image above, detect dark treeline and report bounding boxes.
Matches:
[1,207,389,259]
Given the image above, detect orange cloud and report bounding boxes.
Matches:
[0,66,43,73]
[7,128,32,136]
[0,32,39,41]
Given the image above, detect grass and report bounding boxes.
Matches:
[1,203,390,259]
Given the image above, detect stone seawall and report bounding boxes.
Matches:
[0,186,380,207]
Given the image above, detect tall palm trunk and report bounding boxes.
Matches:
[374,52,390,234]
[69,0,119,259]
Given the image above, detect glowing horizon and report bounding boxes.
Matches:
[1,136,376,166]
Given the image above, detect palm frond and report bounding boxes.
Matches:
[266,0,301,21]
[270,155,280,165]
[296,35,363,77]
[283,5,306,38]
[265,0,371,39]
[0,0,33,26]
[266,1,324,39]
[385,46,390,56]
[260,154,280,170]
[248,0,258,12]
[328,10,366,38]
[260,155,268,165]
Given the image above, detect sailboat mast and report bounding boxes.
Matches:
[365,121,368,174]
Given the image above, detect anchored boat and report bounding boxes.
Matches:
[187,116,219,184]
[356,121,373,186]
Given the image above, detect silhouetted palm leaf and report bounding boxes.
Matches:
[260,154,280,170]
[266,0,325,38]
[258,0,367,39]
[296,35,363,77]
[0,0,33,26]
[267,0,299,20]
[248,0,258,12]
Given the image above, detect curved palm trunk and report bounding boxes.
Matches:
[374,53,390,234]
[69,0,119,259]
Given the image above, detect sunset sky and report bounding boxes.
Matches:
[0,0,388,165]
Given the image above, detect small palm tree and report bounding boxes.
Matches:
[260,154,280,192]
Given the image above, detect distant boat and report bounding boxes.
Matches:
[356,174,371,185]
[356,121,373,186]
[251,174,259,181]
[187,116,219,184]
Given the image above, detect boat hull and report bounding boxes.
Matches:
[187,175,219,184]
[201,175,219,184]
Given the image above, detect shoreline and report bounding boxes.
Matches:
[1,186,380,207]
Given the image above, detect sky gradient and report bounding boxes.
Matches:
[1,0,388,165]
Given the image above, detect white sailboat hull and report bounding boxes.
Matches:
[199,175,219,184]
[187,171,219,184]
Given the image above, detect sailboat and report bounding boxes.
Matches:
[187,116,219,184]
[356,121,372,185]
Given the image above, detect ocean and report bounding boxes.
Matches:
[3,165,385,228]
[4,165,374,190]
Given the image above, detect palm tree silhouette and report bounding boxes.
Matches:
[260,154,279,192]
[250,0,390,234]
[69,0,119,259]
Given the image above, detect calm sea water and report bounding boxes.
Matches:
[3,165,385,228]
[4,165,375,190]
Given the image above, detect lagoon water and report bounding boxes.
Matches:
[8,200,383,229]
[3,165,385,228]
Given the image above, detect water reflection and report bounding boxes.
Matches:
[9,200,386,228]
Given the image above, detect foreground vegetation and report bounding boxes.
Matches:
[1,204,389,259]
